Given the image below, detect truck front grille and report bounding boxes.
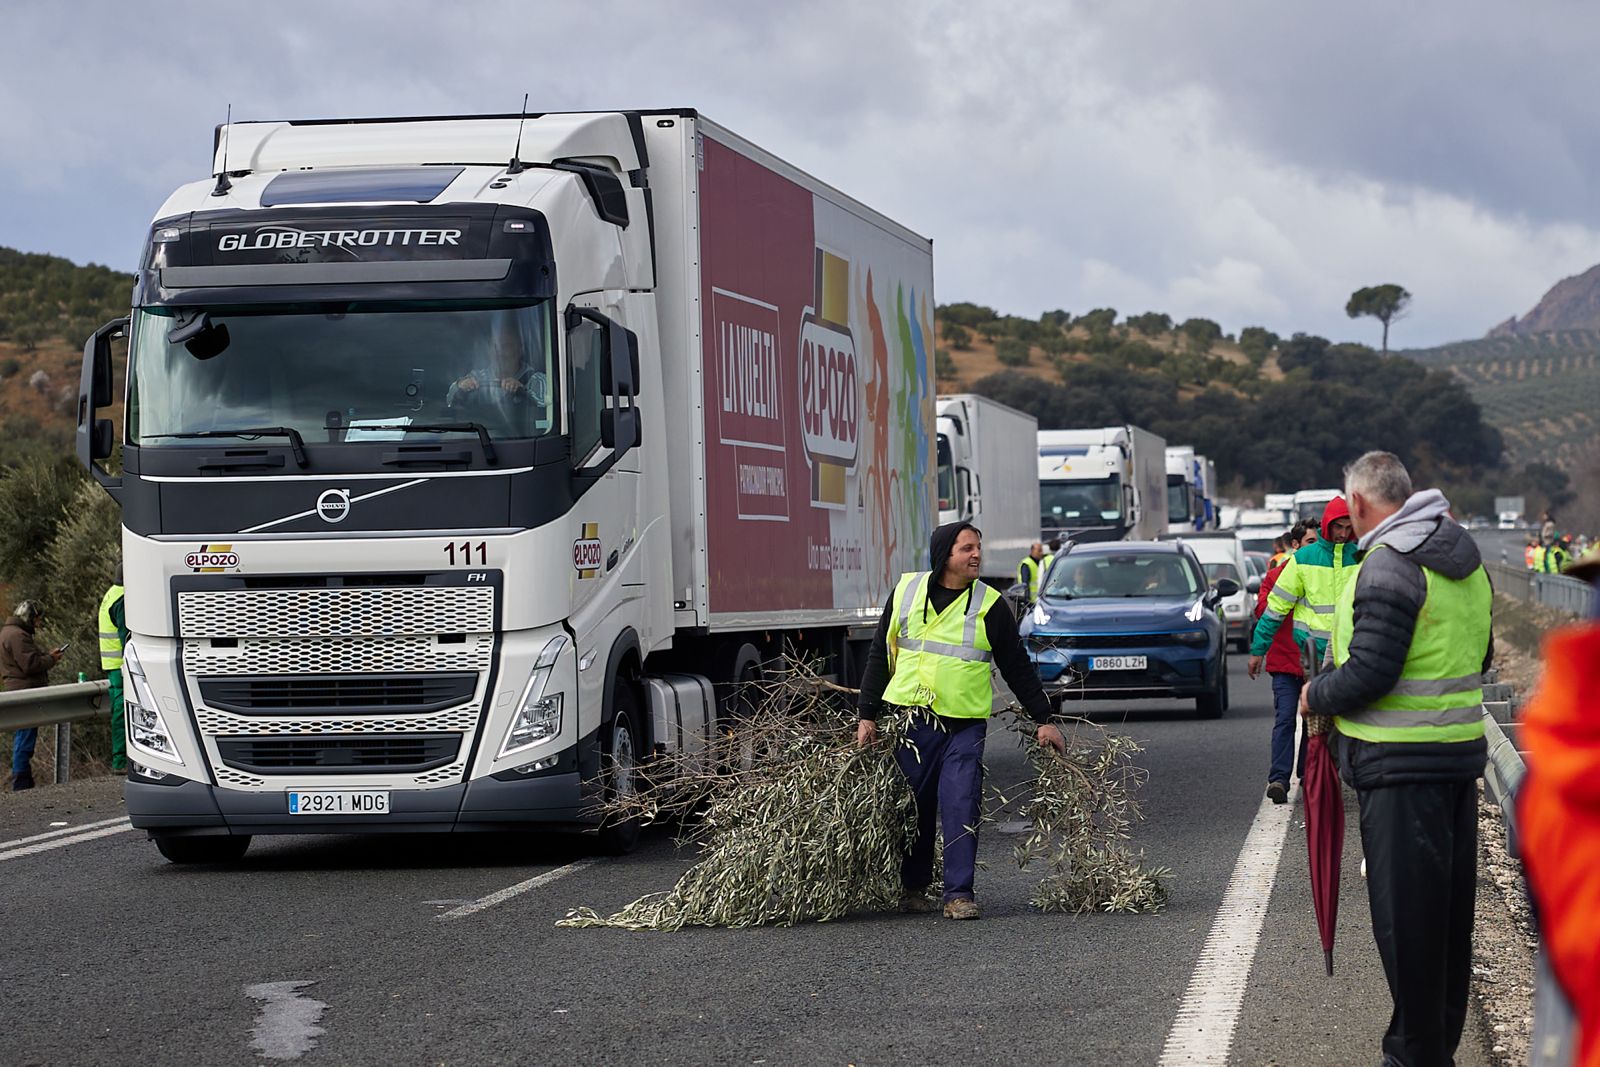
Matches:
[215,733,461,774]
[198,672,477,715]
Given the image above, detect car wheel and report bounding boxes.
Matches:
[152,833,251,864]
[1196,657,1227,719]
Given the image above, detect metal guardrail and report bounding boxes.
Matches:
[1485,560,1595,617]
[1478,700,1579,1066]
[0,680,111,785]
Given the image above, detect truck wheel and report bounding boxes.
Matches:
[596,683,645,855]
[152,833,251,864]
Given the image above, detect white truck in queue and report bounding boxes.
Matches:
[1164,445,1217,533]
[76,110,937,861]
[1293,488,1341,524]
[1037,425,1168,543]
[935,394,1040,588]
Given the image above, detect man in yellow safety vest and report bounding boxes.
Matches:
[857,522,1065,920]
[98,565,128,774]
[1301,451,1493,1067]
[1018,542,1046,601]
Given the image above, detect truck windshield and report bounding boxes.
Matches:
[1041,477,1121,527]
[127,302,556,448]
[1167,476,1191,523]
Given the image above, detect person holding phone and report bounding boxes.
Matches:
[2,600,64,790]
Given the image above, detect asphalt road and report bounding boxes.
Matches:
[1,658,1494,1067]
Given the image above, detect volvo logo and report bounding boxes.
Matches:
[316,488,352,524]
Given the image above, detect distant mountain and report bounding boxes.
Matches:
[1489,262,1600,336]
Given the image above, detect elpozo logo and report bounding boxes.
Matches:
[316,489,352,524]
[186,544,241,573]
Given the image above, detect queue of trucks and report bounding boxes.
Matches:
[75,107,1303,858]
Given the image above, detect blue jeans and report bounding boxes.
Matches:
[896,714,987,902]
[12,727,38,779]
[1269,673,1306,785]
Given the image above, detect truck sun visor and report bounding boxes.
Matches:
[260,166,465,207]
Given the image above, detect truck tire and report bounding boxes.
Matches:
[152,833,252,864]
[596,682,645,855]
[714,642,764,772]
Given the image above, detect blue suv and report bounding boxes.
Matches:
[1021,541,1236,718]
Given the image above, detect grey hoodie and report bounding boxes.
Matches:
[1308,490,1491,785]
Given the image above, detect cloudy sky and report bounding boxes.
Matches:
[3,0,1596,347]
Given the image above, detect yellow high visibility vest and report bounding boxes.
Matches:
[883,571,1000,718]
[1019,556,1043,600]
[1332,547,1490,744]
[98,584,125,672]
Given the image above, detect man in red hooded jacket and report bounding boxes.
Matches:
[1519,549,1600,1067]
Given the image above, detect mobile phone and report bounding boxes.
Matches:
[54,642,70,654]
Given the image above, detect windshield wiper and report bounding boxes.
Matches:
[351,423,498,465]
[145,427,308,468]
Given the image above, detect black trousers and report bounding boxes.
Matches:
[1356,779,1478,1067]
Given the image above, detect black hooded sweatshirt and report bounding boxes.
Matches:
[856,521,1054,724]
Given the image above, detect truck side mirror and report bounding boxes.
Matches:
[77,317,128,495]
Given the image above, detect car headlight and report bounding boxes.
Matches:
[499,635,568,758]
[122,643,184,767]
[1174,629,1210,646]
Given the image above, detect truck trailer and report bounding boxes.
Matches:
[76,110,936,861]
[935,394,1039,587]
[1037,425,1167,543]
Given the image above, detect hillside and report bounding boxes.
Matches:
[1488,263,1600,336]
[931,305,1513,514]
[0,246,131,462]
[1397,330,1600,475]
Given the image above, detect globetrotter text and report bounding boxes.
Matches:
[216,228,464,252]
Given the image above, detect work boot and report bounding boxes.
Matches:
[1266,781,1288,805]
[12,772,34,792]
[943,897,980,920]
[899,891,938,914]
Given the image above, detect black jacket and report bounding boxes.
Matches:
[857,521,1054,724]
[1307,493,1491,786]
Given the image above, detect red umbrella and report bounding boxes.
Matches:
[1302,712,1344,975]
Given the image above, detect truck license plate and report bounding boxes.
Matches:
[287,790,390,816]
[1090,656,1147,671]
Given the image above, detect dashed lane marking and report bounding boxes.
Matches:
[0,820,133,861]
[1157,791,1296,1065]
[437,858,599,921]
[0,815,130,852]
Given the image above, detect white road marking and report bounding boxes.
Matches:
[0,815,130,853]
[245,981,328,1061]
[1158,792,1296,1066]
[0,821,133,861]
[437,859,598,921]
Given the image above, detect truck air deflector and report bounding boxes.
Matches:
[160,259,513,288]
[260,166,466,207]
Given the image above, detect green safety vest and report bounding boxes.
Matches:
[1541,546,1568,573]
[1263,543,1358,656]
[1020,556,1044,600]
[883,571,1000,719]
[1331,546,1490,744]
[98,583,125,672]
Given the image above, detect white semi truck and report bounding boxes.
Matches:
[1037,425,1167,543]
[76,110,936,861]
[935,394,1039,587]
[1164,445,1204,534]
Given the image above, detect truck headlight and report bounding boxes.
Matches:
[122,644,184,767]
[499,635,568,758]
